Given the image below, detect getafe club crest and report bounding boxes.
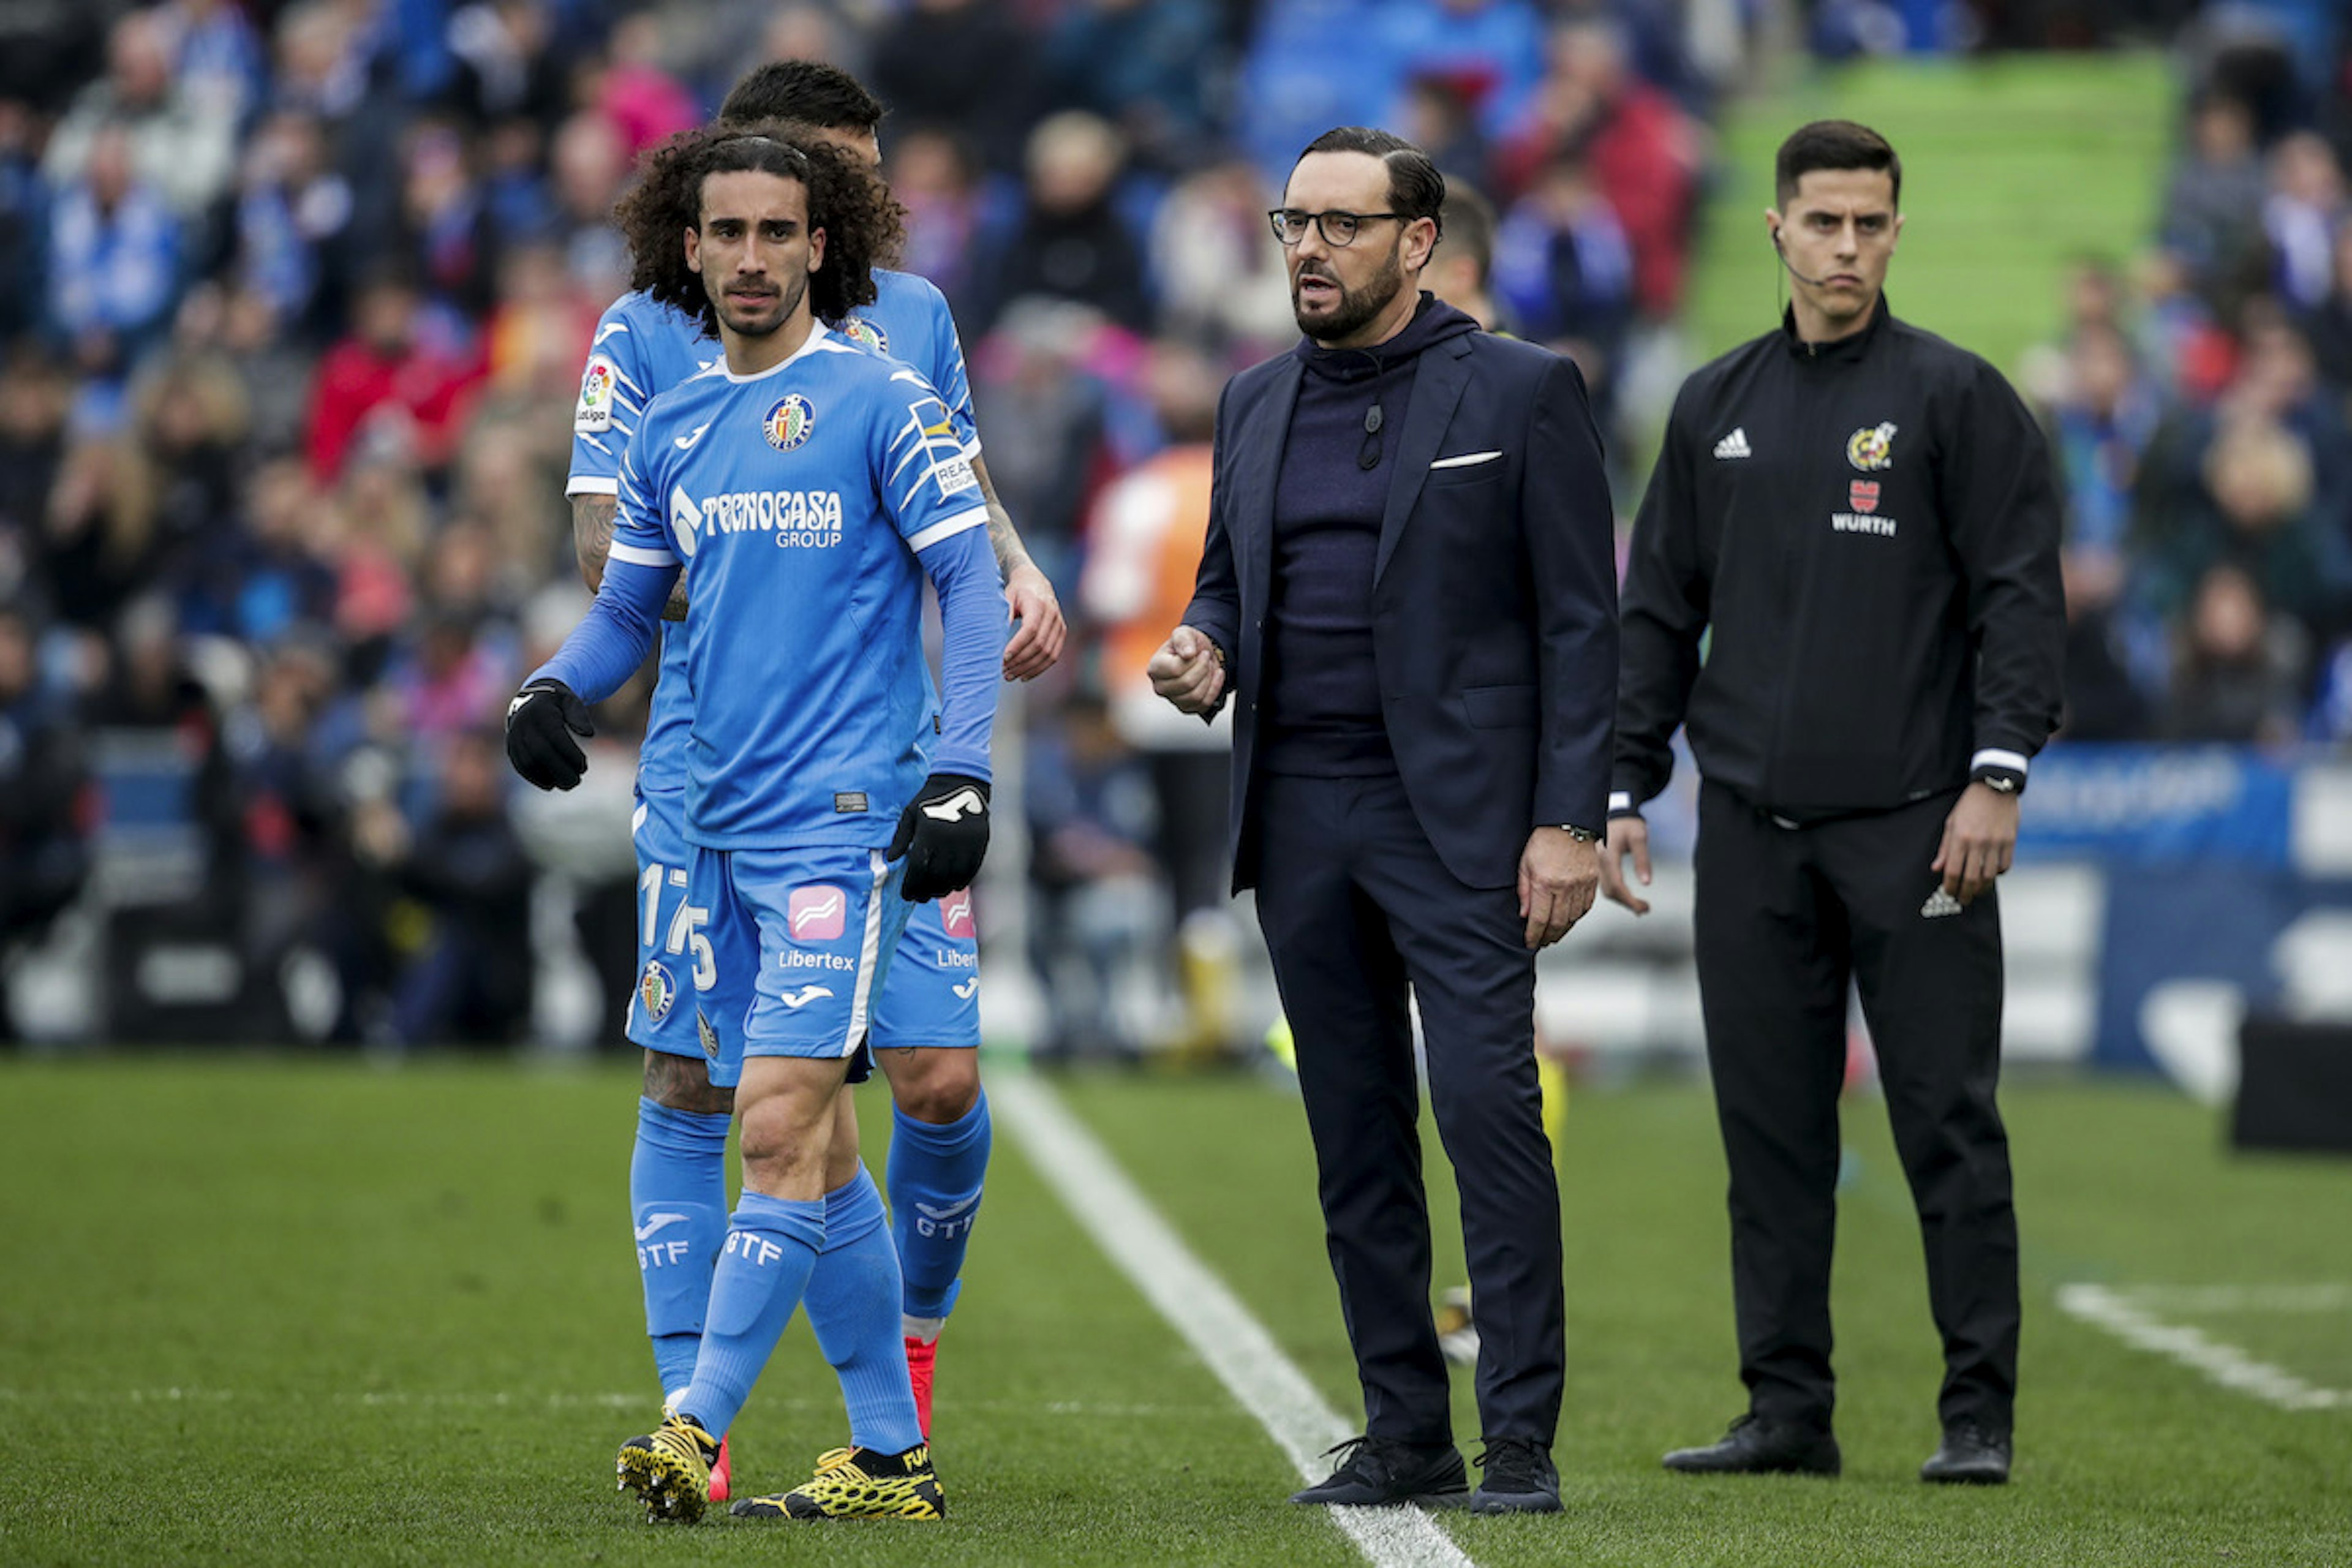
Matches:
[840,317,889,354]
[639,960,677,1023]
[765,394,816,450]
[1845,421,1897,472]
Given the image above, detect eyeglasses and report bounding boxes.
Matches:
[1267,208,1409,248]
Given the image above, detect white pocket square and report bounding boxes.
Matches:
[1429,450,1502,470]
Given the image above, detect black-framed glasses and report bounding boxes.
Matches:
[1267,208,1408,248]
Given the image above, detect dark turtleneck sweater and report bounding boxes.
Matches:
[1262,293,1482,777]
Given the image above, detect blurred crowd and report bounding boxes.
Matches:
[2023,4,2352,748]
[0,0,2328,1051]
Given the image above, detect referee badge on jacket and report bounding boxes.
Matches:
[1845,421,1898,471]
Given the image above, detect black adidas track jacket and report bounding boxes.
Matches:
[1612,300,2065,818]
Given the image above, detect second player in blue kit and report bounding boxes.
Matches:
[510,126,1000,1523]
[556,62,1063,1515]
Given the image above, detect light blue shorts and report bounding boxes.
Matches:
[870,888,982,1051]
[627,790,759,1086]
[698,841,914,1067]
[636,788,979,1082]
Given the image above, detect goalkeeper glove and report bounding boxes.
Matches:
[505,678,595,790]
[888,772,990,902]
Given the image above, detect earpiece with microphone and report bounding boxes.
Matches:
[1771,227,1831,288]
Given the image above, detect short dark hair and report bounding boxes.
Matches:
[1297,126,1446,235]
[720,60,885,133]
[1438,179,1496,284]
[1774,119,1901,209]
[614,122,905,337]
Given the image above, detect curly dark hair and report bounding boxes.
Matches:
[614,121,907,340]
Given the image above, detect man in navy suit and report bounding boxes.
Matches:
[1150,126,1618,1515]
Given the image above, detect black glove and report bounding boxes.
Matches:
[505,678,595,790]
[888,771,990,902]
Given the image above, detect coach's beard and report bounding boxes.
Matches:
[1291,249,1405,342]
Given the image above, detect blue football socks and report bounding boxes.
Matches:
[628,1098,731,1400]
[888,1091,991,1323]
[677,1190,824,1437]
[802,1167,924,1455]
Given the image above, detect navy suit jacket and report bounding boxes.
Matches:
[1183,329,1619,892]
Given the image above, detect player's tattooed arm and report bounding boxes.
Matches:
[971,455,1065,680]
[975,462,1034,579]
[571,493,616,592]
[571,493,689,622]
[641,1049,734,1117]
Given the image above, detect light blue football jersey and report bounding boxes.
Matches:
[602,325,992,848]
[839,272,979,453]
[565,273,979,799]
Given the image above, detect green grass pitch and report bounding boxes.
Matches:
[2,1054,2347,1566]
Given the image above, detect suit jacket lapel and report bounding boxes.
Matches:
[1237,355,1301,611]
[1374,339,1471,584]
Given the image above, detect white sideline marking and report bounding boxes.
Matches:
[2056,1284,2351,1411]
[993,1074,1477,1568]
[2111,1284,2352,1314]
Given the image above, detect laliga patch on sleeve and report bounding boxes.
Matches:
[575,355,617,433]
[933,456,978,499]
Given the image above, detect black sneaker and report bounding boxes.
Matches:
[1290,1436,1468,1507]
[1662,1414,1841,1477]
[1470,1437,1560,1515]
[1920,1420,2011,1485]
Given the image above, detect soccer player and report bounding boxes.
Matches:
[510,127,999,1522]
[563,59,1060,1494]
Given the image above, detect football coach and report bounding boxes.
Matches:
[1600,120,2065,1487]
[1149,126,1619,1516]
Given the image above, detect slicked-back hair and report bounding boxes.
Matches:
[614,121,905,339]
[1774,119,1902,209]
[721,59,884,133]
[1297,126,1446,236]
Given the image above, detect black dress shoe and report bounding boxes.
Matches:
[1470,1437,1561,1514]
[1920,1420,2011,1485]
[1662,1414,1841,1476]
[1291,1436,1468,1506]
